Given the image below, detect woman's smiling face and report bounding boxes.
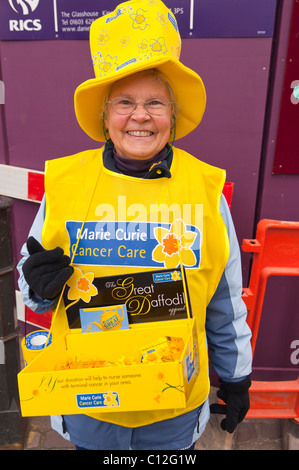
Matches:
[104,72,174,161]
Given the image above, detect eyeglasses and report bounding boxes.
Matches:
[107,98,174,116]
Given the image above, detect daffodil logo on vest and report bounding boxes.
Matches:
[66,201,202,270]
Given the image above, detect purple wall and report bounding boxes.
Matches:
[247,1,299,380]
[179,37,272,275]
[0,0,298,381]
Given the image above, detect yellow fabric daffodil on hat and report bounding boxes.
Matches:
[152,219,197,269]
[66,267,98,303]
[131,8,149,30]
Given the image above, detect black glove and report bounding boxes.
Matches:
[22,236,74,300]
[210,375,251,433]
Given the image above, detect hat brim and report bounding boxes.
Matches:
[74,56,206,142]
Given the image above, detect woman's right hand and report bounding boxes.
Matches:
[22,236,74,300]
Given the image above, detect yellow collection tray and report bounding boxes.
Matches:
[18,317,199,417]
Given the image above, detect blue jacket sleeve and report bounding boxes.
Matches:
[17,196,59,313]
[205,195,252,382]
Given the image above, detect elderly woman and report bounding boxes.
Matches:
[17,0,252,451]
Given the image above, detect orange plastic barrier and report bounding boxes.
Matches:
[242,219,299,421]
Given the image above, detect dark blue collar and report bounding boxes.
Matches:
[102,141,172,179]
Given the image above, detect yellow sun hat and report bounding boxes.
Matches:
[74,0,206,142]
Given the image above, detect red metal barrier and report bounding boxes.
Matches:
[0,163,234,207]
[242,219,299,421]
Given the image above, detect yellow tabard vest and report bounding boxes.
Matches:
[41,145,229,427]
